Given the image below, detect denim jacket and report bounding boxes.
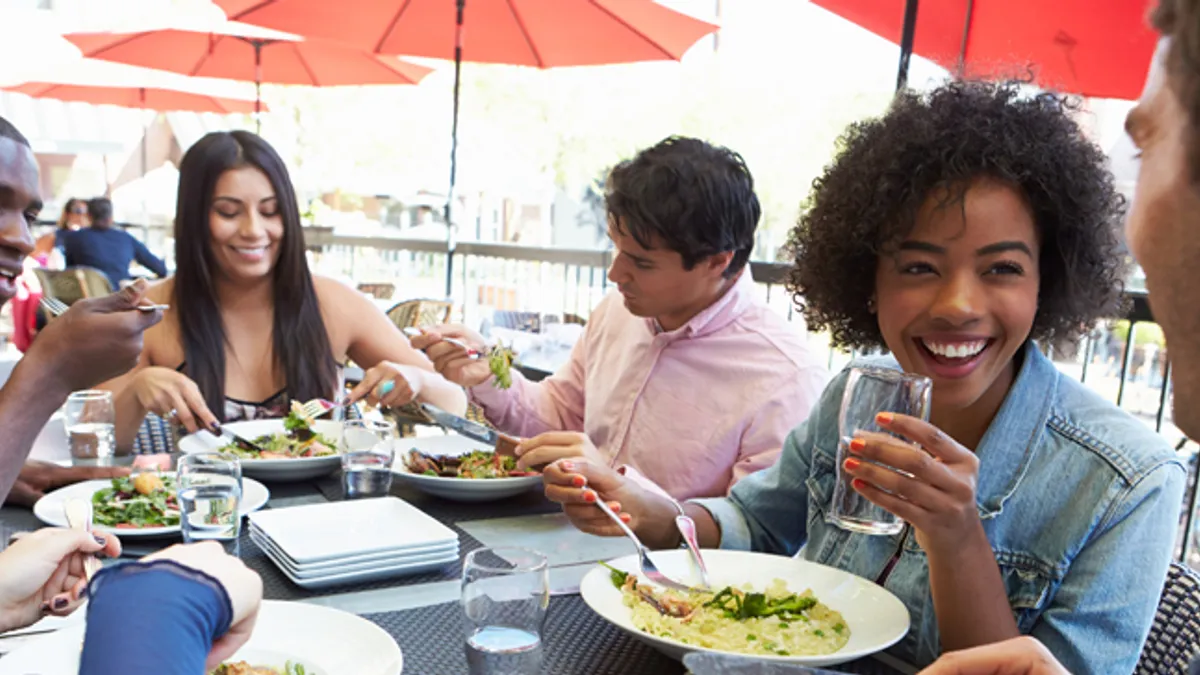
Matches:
[693,345,1186,674]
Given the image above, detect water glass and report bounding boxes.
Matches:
[462,547,549,675]
[830,367,932,535]
[340,419,396,500]
[177,453,242,555]
[64,390,115,460]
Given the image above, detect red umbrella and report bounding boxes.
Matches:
[811,0,1159,100]
[217,0,718,291]
[66,26,433,131]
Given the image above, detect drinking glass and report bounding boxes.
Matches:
[177,452,242,555]
[64,390,115,461]
[340,419,396,499]
[830,367,932,535]
[462,547,549,675]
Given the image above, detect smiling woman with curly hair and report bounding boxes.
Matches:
[536,78,1188,675]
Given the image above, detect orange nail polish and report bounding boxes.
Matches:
[844,457,861,472]
[571,476,586,488]
[583,491,596,503]
[849,438,866,453]
[876,412,894,425]
[851,478,868,491]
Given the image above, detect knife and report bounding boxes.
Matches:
[419,403,520,457]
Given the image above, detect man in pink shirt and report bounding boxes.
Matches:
[414,137,829,500]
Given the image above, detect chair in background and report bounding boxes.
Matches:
[33,266,114,307]
[386,298,453,330]
[357,282,396,301]
[1136,562,1200,674]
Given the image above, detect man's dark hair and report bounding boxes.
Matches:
[87,197,114,227]
[1153,0,1200,178]
[605,136,760,278]
[785,80,1127,351]
[0,115,29,148]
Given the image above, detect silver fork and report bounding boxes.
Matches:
[40,297,167,317]
[298,397,348,419]
[593,498,708,593]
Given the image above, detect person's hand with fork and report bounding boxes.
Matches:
[0,527,122,632]
[409,324,493,388]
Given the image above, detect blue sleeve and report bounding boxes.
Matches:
[1030,460,1187,674]
[690,368,848,554]
[130,234,168,277]
[80,560,233,675]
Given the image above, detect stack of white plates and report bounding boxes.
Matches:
[247,497,459,589]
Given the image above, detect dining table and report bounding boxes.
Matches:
[0,422,917,675]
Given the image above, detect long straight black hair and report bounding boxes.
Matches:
[173,131,337,421]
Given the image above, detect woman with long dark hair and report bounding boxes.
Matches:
[105,131,465,447]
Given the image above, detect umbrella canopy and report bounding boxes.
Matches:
[214,0,718,66]
[811,0,1159,100]
[5,82,262,114]
[67,27,433,87]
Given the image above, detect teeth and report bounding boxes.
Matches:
[922,339,987,359]
[234,247,265,255]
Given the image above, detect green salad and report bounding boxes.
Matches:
[219,403,337,460]
[91,473,180,529]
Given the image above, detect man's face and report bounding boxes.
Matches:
[1125,38,1200,438]
[0,137,38,306]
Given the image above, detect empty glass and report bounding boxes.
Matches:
[341,419,396,499]
[462,547,549,675]
[64,390,115,461]
[177,453,242,555]
[830,367,932,535]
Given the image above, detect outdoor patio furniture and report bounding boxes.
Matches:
[1136,562,1200,674]
[33,266,113,307]
[386,298,453,330]
[357,282,397,301]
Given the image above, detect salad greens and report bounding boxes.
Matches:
[488,345,516,389]
[220,403,336,460]
[91,474,180,529]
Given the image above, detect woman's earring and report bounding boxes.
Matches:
[867,298,877,314]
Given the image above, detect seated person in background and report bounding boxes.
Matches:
[543,81,1184,672]
[60,197,168,290]
[0,115,160,505]
[104,131,466,450]
[31,197,86,269]
[414,136,830,501]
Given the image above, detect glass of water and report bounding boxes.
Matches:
[830,367,932,536]
[462,547,549,675]
[64,390,116,461]
[177,453,242,555]
[340,419,396,499]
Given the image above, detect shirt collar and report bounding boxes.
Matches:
[643,271,757,339]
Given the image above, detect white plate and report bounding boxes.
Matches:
[249,522,458,571]
[580,550,910,668]
[392,434,542,503]
[178,419,345,482]
[248,496,458,564]
[33,474,270,538]
[0,600,402,675]
[250,530,459,588]
[249,527,457,578]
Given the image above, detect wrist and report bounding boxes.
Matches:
[638,491,684,550]
[9,354,71,406]
[922,515,988,561]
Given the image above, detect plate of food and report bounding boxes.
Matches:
[33,472,269,538]
[580,550,909,668]
[178,403,343,482]
[391,434,542,503]
[0,600,402,675]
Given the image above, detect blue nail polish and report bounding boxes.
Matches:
[93,534,105,546]
[378,381,395,396]
[211,423,222,435]
[52,597,68,610]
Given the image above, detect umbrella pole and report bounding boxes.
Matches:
[254,41,263,134]
[895,0,919,92]
[444,0,465,298]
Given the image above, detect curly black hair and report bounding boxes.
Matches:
[607,136,760,278]
[785,80,1128,351]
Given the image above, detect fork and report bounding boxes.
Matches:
[402,327,481,359]
[593,498,709,593]
[40,297,168,317]
[297,397,348,420]
[63,498,102,582]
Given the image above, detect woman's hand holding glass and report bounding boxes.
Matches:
[841,412,982,553]
[0,528,121,633]
[131,367,220,434]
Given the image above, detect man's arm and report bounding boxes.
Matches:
[130,236,167,278]
[0,356,71,503]
[470,338,588,438]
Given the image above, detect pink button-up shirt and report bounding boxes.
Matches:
[470,272,830,500]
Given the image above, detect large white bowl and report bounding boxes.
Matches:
[33,474,269,538]
[580,550,910,668]
[178,419,345,482]
[392,433,542,503]
[0,600,402,675]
